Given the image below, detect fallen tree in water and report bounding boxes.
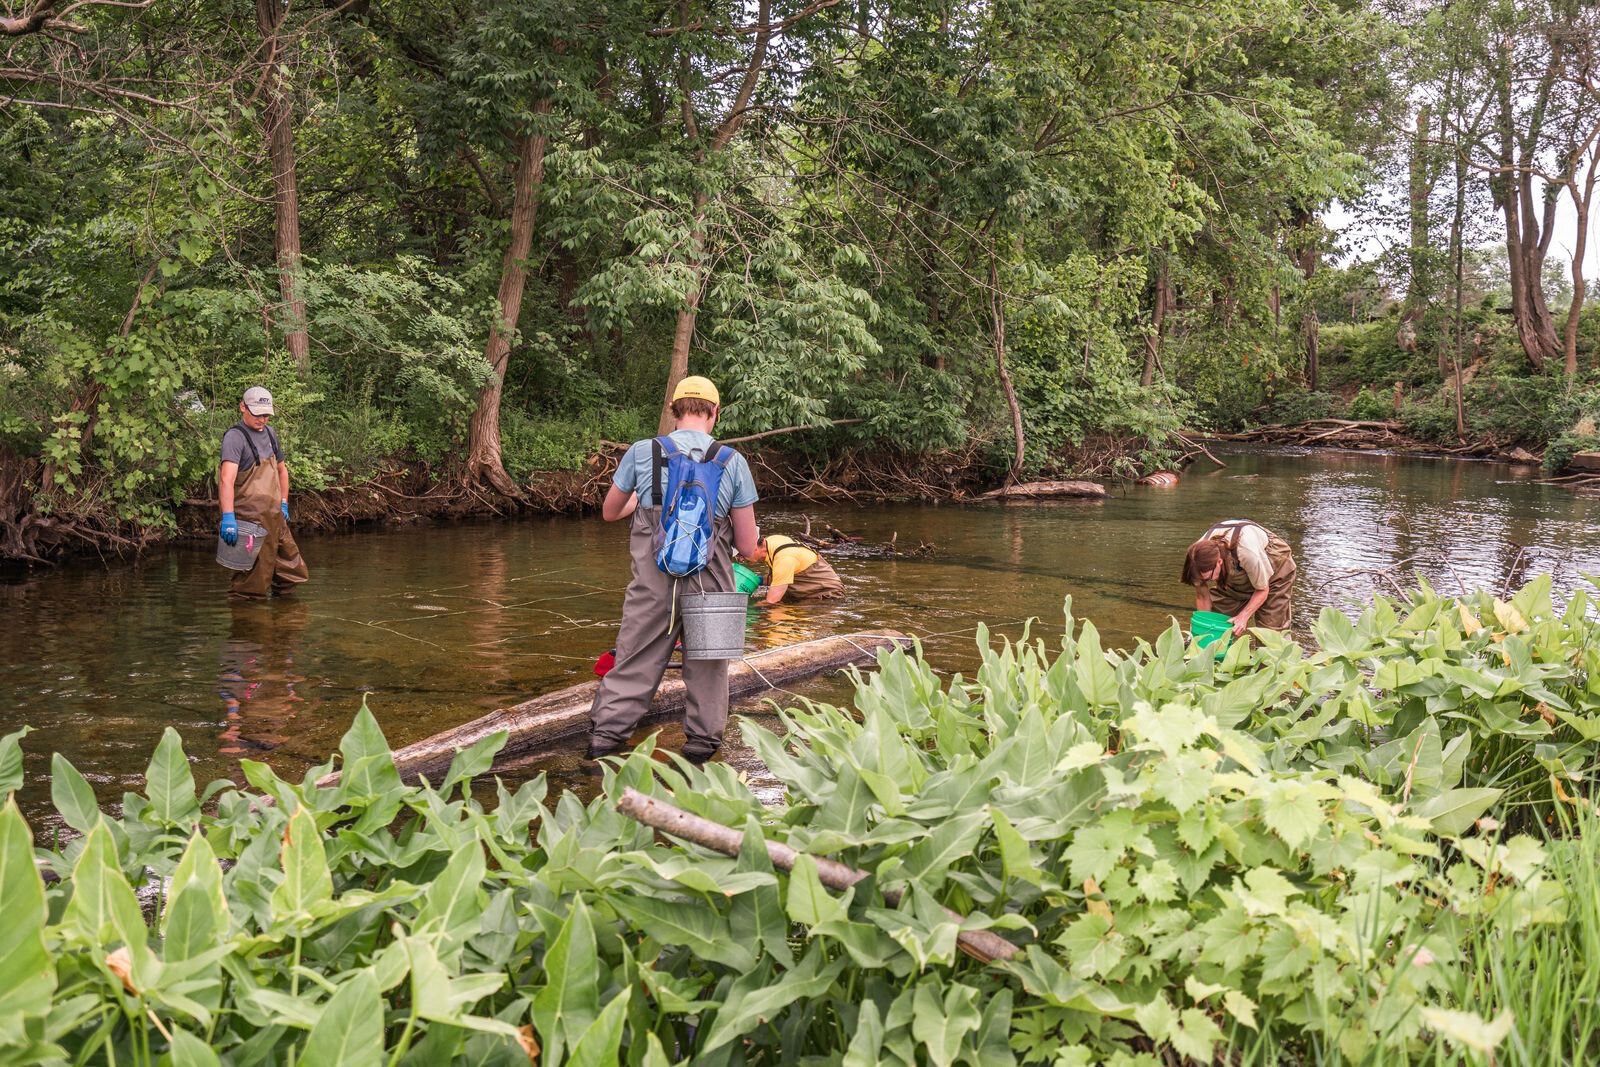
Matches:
[978,479,1107,499]
[362,629,911,785]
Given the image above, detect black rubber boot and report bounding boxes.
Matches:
[582,739,623,774]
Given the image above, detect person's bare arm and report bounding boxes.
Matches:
[730,505,758,557]
[1194,584,1212,612]
[219,461,239,514]
[602,486,637,522]
[278,460,290,508]
[762,583,790,606]
[1231,587,1271,635]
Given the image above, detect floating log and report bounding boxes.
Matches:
[979,479,1107,500]
[1502,446,1540,466]
[616,787,1018,964]
[1136,471,1179,487]
[362,630,912,786]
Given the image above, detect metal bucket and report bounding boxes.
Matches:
[216,519,269,572]
[679,591,749,660]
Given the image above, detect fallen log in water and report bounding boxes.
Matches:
[362,630,912,785]
[979,479,1107,500]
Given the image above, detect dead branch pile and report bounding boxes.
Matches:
[1204,419,1498,456]
[792,514,933,559]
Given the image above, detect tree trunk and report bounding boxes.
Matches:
[255,0,310,371]
[1291,209,1319,389]
[1450,142,1469,439]
[657,0,771,434]
[658,194,708,435]
[990,257,1025,484]
[1141,263,1170,387]
[467,100,553,496]
[1561,145,1598,377]
[1493,42,1563,371]
[1399,104,1433,349]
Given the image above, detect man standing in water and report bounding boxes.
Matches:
[585,375,759,766]
[218,387,309,598]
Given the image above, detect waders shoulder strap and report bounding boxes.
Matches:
[225,423,265,471]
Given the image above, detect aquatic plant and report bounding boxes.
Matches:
[2,577,1599,1064]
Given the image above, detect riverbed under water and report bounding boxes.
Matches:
[4,446,1598,824]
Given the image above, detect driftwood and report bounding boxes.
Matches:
[979,479,1107,500]
[615,787,1019,964]
[1200,419,1503,457]
[793,516,933,559]
[342,630,912,787]
[1172,431,1226,469]
[1136,471,1179,487]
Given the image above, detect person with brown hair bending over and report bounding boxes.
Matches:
[1181,520,1296,636]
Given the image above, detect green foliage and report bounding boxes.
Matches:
[7,579,1600,1063]
[1347,386,1395,422]
[1318,322,1432,391]
[1263,390,1346,425]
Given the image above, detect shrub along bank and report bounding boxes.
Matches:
[1211,306,1600,470]
[3,576,1599,1065]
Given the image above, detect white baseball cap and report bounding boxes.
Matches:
[241,386,274,416]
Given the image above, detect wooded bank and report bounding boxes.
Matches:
[4,0,1598,564]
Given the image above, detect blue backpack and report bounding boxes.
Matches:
[651,436,736,577]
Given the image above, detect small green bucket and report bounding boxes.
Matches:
[1190,610,1233,658]
[734,562,761,596]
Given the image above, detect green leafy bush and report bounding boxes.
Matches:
[1262,389,1346,425]
[7,577,1600,1065]
[1347,385,1395,422]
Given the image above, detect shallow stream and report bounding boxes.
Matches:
[5,446,1598,825]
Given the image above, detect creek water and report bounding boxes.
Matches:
[4,445,1599,826]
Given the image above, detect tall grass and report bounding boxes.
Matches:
[1439,809,1600,1065]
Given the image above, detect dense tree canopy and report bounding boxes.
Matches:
[3,0,1597,558]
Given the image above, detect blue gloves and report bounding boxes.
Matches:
[220,512,238,546]
[280,501,290,521]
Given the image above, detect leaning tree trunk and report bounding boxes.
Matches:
[1398,105,1433,353]
[1141,264,1171,387]
[467,101,553,496]
[1561,147,1597,377]
[658,193,708,435]
[1291,209,1319,390]
[990,257,1025,484]
[255,0,309,371]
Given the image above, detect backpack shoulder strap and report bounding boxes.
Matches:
[651,435,678,505]
[702,441,735,469]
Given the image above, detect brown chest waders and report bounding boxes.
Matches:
[771,542,845,600]
[227,429,309,599]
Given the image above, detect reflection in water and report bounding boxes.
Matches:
[4,447,1600,823]
[217,599,309,754]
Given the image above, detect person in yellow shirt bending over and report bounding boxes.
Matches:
[743,531,845,605]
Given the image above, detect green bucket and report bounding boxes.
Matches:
[1190,610,1233,658]
[733,562,761,597]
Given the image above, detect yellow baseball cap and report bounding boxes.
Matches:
[672,375,720,405]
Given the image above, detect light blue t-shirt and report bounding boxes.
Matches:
[614,430,758,515]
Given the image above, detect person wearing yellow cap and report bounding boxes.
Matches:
[585,375,760,767]
[742,530,845,605]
